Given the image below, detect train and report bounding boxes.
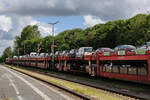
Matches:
[5,46,150,84]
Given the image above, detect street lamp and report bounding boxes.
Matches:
[49,21,59,55]
[48,21,59,70]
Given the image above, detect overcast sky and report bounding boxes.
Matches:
[0,0,150,55]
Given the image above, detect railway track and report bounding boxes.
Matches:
[6,65,150,100]
[39,72,150,100]
[44,74,149,100]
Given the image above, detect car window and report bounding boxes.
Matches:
[84,48,92,52]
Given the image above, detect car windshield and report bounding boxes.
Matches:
[62,51,66,54]
[70,49,75,53]
[97,48,112,51]
[147,42,150,45]
[84,48,92,52]
[103,48,112,50]
[142,42,150,46]
[124,45,136,49]
[55,51,59,55]
[115,45,136,50]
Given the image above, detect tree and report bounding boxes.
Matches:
[20,25,41,40]
[23,38,42,54]
[55,28,83,50]
[0,47,13,62]
[7,13,150,57]
[14,25,41,55]
[40,36,53,53]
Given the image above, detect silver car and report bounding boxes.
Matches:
[114,45,136,52]
[137,42,150,50]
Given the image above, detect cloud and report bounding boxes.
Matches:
[0,0,150,55]
[0,15,12,32]
[83,15,105,27]
[0,40,13,55]
[0,0,150,25]
[0,14,53,40]
[0,14,53,55]
[0,0,150,20]
[31,21,54,37]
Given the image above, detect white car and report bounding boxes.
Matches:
[137,42,150,50]
[76,47,93,57]
[13,56,18,59]
[30,52,38,57]
[39,53,47,57]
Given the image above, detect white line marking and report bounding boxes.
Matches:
[7,74,20,95]
[35,80,74,100]
[18,95,24,100]
[20,73,74,100]
[3,67,52,100]
[6,74,24,100]
[12,69,74,100]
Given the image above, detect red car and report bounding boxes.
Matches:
[96,48,113,53]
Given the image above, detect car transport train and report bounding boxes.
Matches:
[5,45,150,84]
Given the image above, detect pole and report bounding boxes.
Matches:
[52,24,54,57]
[48,21,59,70]
[24,44,25,55]
[17,48,19,67]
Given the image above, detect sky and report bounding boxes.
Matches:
[0,0,150,55]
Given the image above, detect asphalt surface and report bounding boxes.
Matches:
[0,65,74,100]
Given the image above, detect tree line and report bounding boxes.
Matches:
[1,14,150,61]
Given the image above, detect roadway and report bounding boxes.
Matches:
[0,64,74,100]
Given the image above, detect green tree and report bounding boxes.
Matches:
[14,25,41,55]
[8,13,150,56]
[40,36,53,53]
[0,47,13,62]
[55,28,83,51]
[23,38,42,54]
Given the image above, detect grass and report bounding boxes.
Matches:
[4,65,134,100]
